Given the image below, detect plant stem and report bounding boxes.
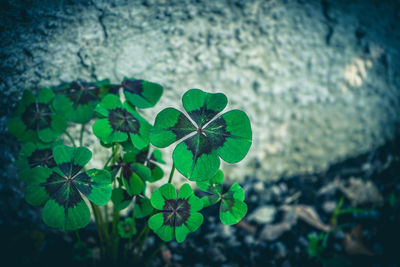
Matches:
[64,131,76,147]
[111,209,120,263]
[145,242,165,264]
[130,224,148,251]
[75,230,81,242]
[104,144,119,169]
[138,225,150,256]
[79,123,85,146]
[168,162,175,184]
[90,202,105,258]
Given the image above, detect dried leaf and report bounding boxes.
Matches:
[236,220,257,234]
[282,205,331,232]
[343,225,374,256]
[339,177,383,206]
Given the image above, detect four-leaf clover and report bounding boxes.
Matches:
[53,79,111,124]
[93,94,151,150]
[150,89,252,181]
[8,89,67,143]
[25,145,112,230]
[118,78,163,109]
[197,170,247,225]
[149,183,203,243]
[118,217,137,238]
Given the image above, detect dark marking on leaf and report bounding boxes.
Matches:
[27,148,56,168]
[167,113,196,140]
[188,108,217,128]
[42,171,66,197]
[204,117,228,149]
[121,79,143,95]
[58,162,83,177]
[162,198,191,227]
[73,172,93,196]
[66,81,100,106]
[184,134,213,159]
[108,108,140,133]
[21,103,52,130]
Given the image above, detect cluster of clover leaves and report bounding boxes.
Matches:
[8,77,252,263]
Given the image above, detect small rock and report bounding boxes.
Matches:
[275,242,287,258]
[322,201,337,213]
[259,222,292,241]
[247,205,277,224]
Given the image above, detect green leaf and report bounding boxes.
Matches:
[25,166,54,206]
[52,145,92,177]
[74,169,112,206]
[150,108,196,148]
[122,172,144,196]
[197,169,224,195]
[25,145,111,230]
[197,170,224,207]
[150,183,176,210]
[149,184,203,243]
[121,78,163,109]
[134,196,154,218]
[131,163,152,181]
[204,109,252,163]
[41,180,91,230]
[220,183,247,225]
[182,89,227,127]
[93,95,151,149]
[118,217,136,238]
[111,188,132,211]
[173,133,220,181]
[8,89,67,143]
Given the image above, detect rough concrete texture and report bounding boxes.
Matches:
[1,0,400,183]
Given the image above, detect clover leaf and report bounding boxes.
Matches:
[8,89,67,143]
[197,170,247,225]
[110,154,149,196]
[119,78,163,109]
[121,145,165,182]
[25,145,112,230]
[53,79,111,124]
[93,94,151,150]
[134,195,154,218]
[118,217,137,238]
[149,183,203,243]
[111,188,131,211]
[150,89,252,181]
[16,140,63,182]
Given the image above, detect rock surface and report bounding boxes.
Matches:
[1,0,400,184]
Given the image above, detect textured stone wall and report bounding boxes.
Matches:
[1,0,400,183]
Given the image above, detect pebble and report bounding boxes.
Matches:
[247,205,277,224]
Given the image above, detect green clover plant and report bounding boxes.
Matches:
[25,145,112,230]
[8,89,67,143]
[197,170,248,225]
[149,183,203,243]
[8,79,252,265]
[150,89,252,181]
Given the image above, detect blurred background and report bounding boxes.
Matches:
[1,0,399,266]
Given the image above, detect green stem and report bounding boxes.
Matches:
[104,144,119,169]
[74,230,81,242]
[138,225,150,256]
[168,162,175,184]
[79,123,85,147]
[145,242,165,263]
[130,224,148,251]
[64,131,76,147]
[90,202,105,258]
[111,209,120,263]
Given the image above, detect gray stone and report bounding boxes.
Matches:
[0,0,399,196]
[247,205,277,224]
